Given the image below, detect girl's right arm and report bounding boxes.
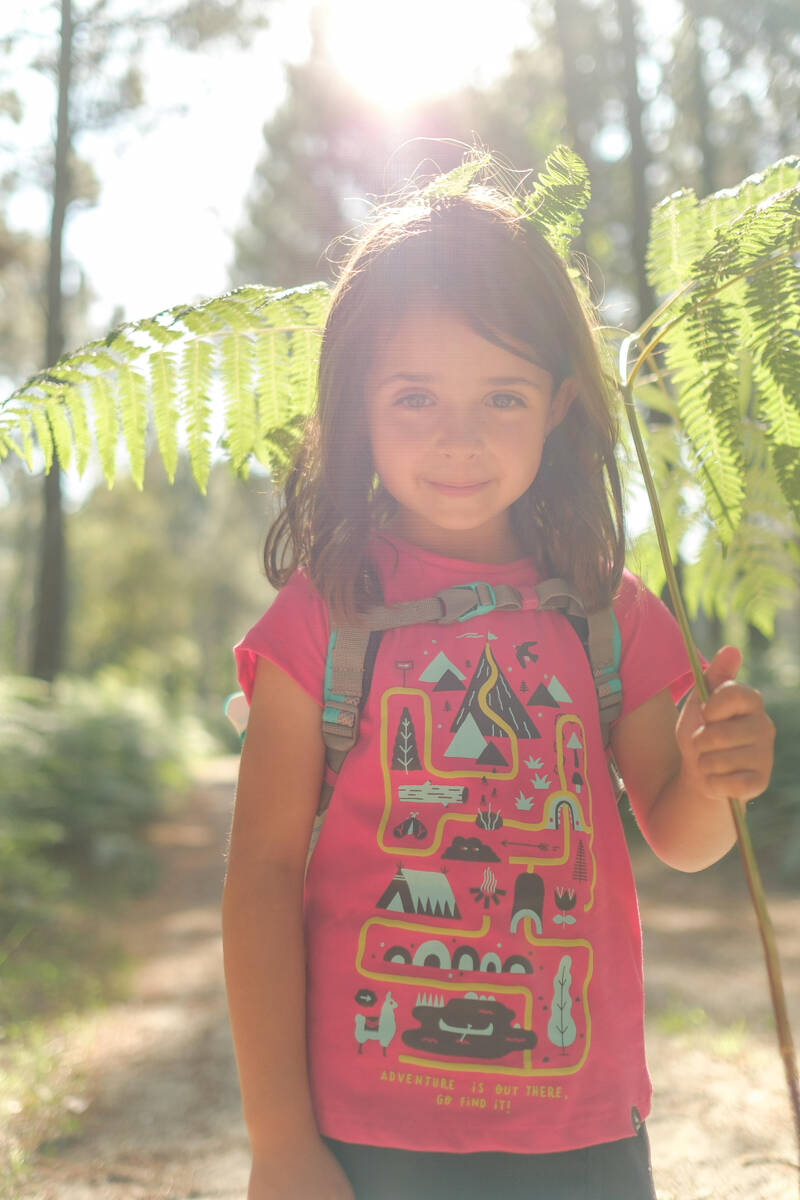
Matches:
[222,657,355,1200]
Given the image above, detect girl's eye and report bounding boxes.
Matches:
[488,392,524,409]
[396,393,432,409]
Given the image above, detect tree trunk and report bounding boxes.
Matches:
[31,0,72,683]
[552,0,592,170]
[687,0,716,198]
[616,0,655,325]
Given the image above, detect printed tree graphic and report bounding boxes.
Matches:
[547,955,577,1054]
[391,707,422,772]
[572,841,589,882]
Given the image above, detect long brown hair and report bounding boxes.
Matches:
[265,183,625,616]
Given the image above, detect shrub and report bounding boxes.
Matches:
[0,675,211,926]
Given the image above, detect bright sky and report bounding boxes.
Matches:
[3,0,535,336]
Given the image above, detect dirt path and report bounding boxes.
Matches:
[14,759,800,1200]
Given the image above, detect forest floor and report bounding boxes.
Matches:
[5,756,799,1200]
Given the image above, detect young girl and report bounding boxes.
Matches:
[223,181,775,1200]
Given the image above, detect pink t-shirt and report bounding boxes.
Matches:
[235,534,695,1155]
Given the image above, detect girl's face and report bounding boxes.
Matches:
[365,309,574,562]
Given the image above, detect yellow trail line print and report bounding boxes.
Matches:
[355,915,593,1077]
[377,643,518,854]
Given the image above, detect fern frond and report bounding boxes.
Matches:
[118,364,148,488]
[180,338,214,493]
[47,398,74,471]
[646,158,800,300]
[2,281,331,487]
[150,351,180,483]
[29,407,54,474]
[220,331,256,470]
[518,145,591,258]
[421,149,494,201]
[253,328,291,456]
[646,188,702,298]
[90,375,118,485]
[65,386,90,475]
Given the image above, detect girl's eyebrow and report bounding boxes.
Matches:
[377,372,545,387]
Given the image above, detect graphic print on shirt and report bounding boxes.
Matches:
[349,619,601,1081]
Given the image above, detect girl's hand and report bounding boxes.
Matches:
[675,645,775,805]
[248,1139,355,1200]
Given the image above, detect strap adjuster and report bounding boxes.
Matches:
[436,582,497,623]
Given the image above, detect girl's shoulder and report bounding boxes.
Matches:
[612,568,696,712]
[234,568,330,706]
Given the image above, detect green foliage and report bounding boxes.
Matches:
[0,675,206,926]
[639,160,800,533]
[2,151,800,635]
[516,144,591,260]
[1,283,331,492]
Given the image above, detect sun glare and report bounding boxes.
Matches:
[319,0,532,113]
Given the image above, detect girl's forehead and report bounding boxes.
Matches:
[369,308,548,374]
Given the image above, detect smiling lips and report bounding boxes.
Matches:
[427,480,489,495]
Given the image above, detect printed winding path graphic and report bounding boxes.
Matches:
[11,757,800,1200]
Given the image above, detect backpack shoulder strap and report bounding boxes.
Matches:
[533,578,622,750]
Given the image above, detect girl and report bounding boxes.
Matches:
[223,180,775,1200]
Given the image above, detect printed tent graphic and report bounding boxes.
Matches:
[377,867,461,918]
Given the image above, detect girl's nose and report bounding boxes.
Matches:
[435,410,483,456]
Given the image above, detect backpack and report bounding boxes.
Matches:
[226,576,624,866]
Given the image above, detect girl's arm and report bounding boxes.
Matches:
[610,645,775,872]
[222,658,354,1200]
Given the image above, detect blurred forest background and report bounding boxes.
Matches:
[1,0,799,1051]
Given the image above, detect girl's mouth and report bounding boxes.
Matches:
[427,480,488,496]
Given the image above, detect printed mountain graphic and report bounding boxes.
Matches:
[419,652,465,686]
[547,675,572,703]
[445,713,488,759]
[527,682,561,708]
[451,642,540,739]
[433,669,466,692]
[476,741,509,766]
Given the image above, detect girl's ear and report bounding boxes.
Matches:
[547,376,577,433]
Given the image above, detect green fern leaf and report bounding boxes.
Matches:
[421,148,494,201]
[137,317,184,346]
[90,375,119,485]
[118,364,148,488]
[518,145,591,258]
[66,386,91,474]
[150,351,180,482]
[646,189,702,298]
[47,398,74,471]
[220,331,256,470]
[181,339,213,493]
[30,407,54,473]
[253,328,292,446]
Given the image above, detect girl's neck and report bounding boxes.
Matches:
[385,513,525,564]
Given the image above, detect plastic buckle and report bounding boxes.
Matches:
[438,582,497,623]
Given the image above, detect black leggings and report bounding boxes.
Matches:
[324,1126,656,1200]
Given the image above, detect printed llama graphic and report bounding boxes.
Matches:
[354,992,398,1055]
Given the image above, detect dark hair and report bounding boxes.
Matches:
[265,183,625,616]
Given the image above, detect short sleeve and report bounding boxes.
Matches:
[613,570,698,719]
[233,569,329,707]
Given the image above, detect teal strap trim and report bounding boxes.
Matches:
[611,610,621,669]
[323,630,345,706]
[455,582,497,621]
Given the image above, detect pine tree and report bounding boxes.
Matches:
[390,706,421,772]
[573,841,589,883]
